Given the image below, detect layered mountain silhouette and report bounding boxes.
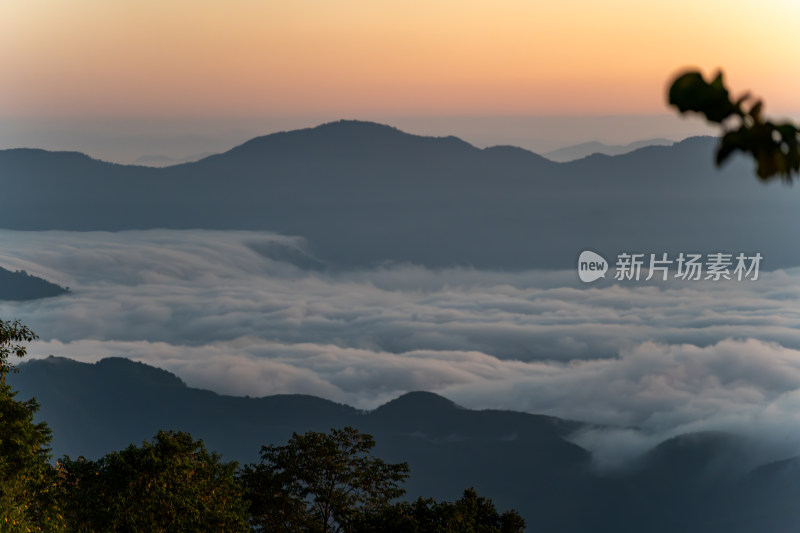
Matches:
[0,267,68,300]
[2,120,797,269]
[9,356,800,532]
[5,121,800,530]
[543,138,674,162]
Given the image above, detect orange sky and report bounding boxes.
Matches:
[2,0,799,119]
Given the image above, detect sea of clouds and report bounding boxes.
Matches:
[3,229,800,464]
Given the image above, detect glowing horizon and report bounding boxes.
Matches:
[2,0,799,120]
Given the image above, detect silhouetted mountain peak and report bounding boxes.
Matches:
[638,431,756,479]
[481,144,554,165]
[25,355,81,368]
[543,138,675,162]
[374,391,461,414]
[675,134,718,145]
[310,120,474,149]
[0,147,128,168]
[313,119,404,136]
[94,357,187,388]
[217,120,479,163]
[0,266,68,301]
[3,147,87,158]
[21,356,187,389]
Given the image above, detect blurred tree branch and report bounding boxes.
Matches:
[668,70,800,181]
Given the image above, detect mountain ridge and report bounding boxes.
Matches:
[1,121,796,271]
[10,354,800,532]
[0,266,69,301]
[544,138,675,162]
[0,121,697,171]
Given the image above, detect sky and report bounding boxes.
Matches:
[2,0,799,162]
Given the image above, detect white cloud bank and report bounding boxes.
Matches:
[3,229,800,459]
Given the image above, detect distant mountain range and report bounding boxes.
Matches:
[543,138,674,162]
[9,356,800,533]
[134,139,674,166]
[2,120,797,270]
[133,152,214,167]
[0,267,68,300]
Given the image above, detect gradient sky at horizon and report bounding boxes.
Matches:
[3,0,800,119]
[2,0,799,163]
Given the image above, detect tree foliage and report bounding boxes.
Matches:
[0,319,525,531]
[668,70,800,181]
[59,430,249,532]
[355,487,526,533]
[240,426,410,533]
[0,318,37,380]
[0,319,64,532]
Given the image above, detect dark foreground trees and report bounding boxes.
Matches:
[239,426,525,533]
[56,426,523,533]
[0,319,64,532]
[0,319,525,531]
[60,430,249,532]
[239,426,410,532]
[355,487,527,533]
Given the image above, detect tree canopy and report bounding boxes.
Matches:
[355,487,526,533]
[240,426,410,533]
[668,70,800,181]
[60,430,249,532]
[0,319,64,532]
